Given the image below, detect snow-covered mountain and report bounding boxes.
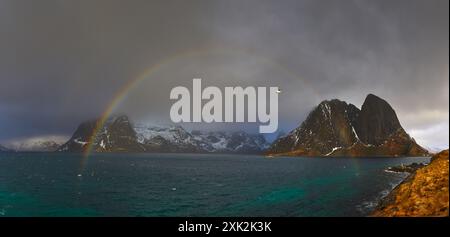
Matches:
[58,116,270,154]
[0,144,12,152]
[6,136,66,152]
[190,130,269,153]
[134,124,269,153]
[134,125,204,153]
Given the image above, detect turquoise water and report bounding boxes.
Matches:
[0,152,429,217]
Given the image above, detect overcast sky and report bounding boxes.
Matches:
[0,0,448,149]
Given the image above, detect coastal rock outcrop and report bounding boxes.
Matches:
[372,150,449,216]
[268,94,429,157]
[385,163,427,173]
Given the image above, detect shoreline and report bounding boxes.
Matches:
[371,150,449,217]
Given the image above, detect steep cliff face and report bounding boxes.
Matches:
[94,115,145,152]
[57,120,97,152]
[355,94,402,145]
[268,94,429,157]
[269,99,360,156]
[372,150,449,217]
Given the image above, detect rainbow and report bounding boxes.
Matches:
[80,45,320,169]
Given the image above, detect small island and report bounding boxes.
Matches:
[385,163,427,173]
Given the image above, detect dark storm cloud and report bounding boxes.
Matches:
[0,0,448,148]
[0,0,215,139]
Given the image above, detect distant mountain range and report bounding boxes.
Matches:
[57,115,270,154]
[4,139,64,152]
[268,94,429,157]
[7,93,427,157]
[0,144,12,152]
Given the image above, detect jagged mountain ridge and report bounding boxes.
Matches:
[191,130,269,153]
[58,116,270,154]
[268,94,429,157]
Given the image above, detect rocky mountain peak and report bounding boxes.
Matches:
[95,115,143,152]
[269,98,360,156]
[356,94,402,145]
[58,115,144,152]
[268,94,429,157]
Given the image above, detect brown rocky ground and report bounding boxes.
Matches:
[372,149,449,217]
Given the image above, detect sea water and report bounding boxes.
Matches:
[0,152,429,217]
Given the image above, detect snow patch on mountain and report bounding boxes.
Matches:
[134,124,270,153]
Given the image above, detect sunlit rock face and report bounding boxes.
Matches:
[372,150,449,217]
[268,94,429,157]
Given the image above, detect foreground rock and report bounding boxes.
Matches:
[268,94,429,157]
[372,150,449,217]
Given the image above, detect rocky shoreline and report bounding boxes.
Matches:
[372,150,449,217]
[385,162,427,173]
